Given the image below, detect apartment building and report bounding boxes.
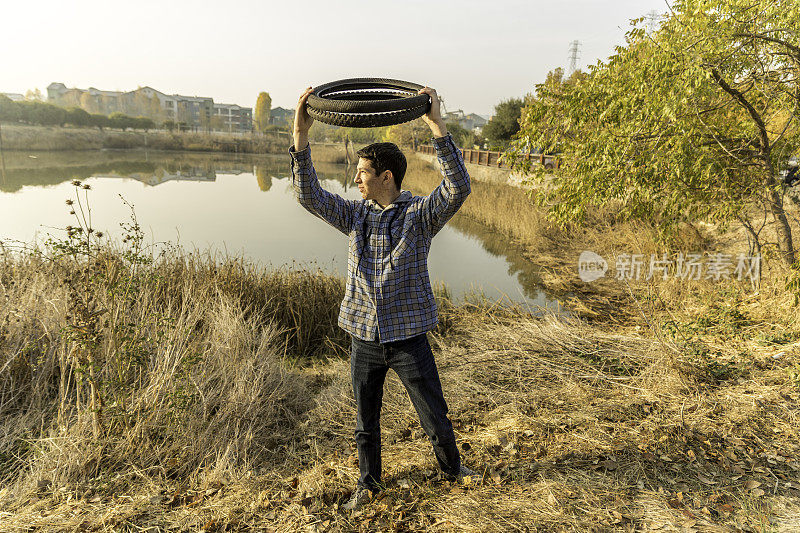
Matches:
[212,103,253,133]
[47,82,250,132]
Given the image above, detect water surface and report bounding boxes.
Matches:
[0,150,560,310]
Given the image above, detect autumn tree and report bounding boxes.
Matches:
[254,92,272,134]
[483,98,524,149]
[509,0,800,265]
[24,88,44,102]
[382,118,429,147]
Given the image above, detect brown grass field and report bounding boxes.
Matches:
[0,149,799,531]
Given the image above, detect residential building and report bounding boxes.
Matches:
[47,82,251,131]
[1,93,24,102]
[443,109,488,131]
[213,103,253,133]
[269,106,293,127]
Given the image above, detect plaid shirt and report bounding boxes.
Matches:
[289,133,471,342]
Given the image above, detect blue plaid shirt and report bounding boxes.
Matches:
[289,133,471,342]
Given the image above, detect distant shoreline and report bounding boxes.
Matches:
[0,123,292,154]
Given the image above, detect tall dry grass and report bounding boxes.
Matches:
[0,149,798,530]
[0,240,349,497]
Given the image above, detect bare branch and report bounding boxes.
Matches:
[710,68,770,154]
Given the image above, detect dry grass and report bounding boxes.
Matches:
[1,153,800,531]
[2,276,797,530]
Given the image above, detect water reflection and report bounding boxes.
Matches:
[0,150,558,309]
[1,151,353,192]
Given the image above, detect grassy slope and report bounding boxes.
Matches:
[0,150,799,531]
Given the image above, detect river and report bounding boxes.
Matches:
[0,149,561,311]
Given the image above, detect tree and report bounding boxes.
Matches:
[133,116,155,131]
[445,122,470,147]
[24,88,44,102]
[65,107,91,127]
[483,98,524,149]
[89,113,109,130]
[17,101,67,126]
[382,118,429,147]
[210,115,227,132]
[109,112,137,130]
[0,95,20,122]
[509,0,800,265]
[254,92,272,134]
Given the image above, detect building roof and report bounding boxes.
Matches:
[1,92,24,101]
[214,103,250,111]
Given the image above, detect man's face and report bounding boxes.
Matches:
[354,158,387,201]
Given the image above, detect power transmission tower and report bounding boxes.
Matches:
[646,10,660,33]
[567,40,581,77]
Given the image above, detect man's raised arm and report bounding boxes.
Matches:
[416,87,471,238]
[289,87,357,235]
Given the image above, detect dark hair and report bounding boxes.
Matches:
[356,142,407,190]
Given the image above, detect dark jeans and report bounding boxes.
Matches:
[350,333,461,490]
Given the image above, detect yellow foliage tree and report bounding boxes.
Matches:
[254,92,272,134]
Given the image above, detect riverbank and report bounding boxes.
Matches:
[0,123,290,153]
[1,148,800,530]
[0,243,798,531]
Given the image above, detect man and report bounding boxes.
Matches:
[289,86,480,511]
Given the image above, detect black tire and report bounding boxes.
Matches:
[306,78,431,128]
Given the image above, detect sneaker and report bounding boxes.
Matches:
[453,465,483,485]
[342,486,373,511]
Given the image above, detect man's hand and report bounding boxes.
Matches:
[293,86,314,150]
[418,87,448,138]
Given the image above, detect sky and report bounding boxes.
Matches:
[1,0,668,118]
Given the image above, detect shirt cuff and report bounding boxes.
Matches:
[289,143,312,168]
[289,142,310,157]
[432,132,456,152]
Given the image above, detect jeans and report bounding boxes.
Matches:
[350,333,461,490]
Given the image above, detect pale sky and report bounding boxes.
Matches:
[1,0,667,117]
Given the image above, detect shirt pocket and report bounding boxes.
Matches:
[390,223,412,258]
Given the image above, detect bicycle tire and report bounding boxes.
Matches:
[307,103,428,128]
[306,78,431,127]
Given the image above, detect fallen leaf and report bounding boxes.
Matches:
[490,470,502,485]
[717,503,734,515]
[751,488,765,497]
[697,474,717,485]
[744,480,761,490]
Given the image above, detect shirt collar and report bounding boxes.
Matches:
[367,190,412,210]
